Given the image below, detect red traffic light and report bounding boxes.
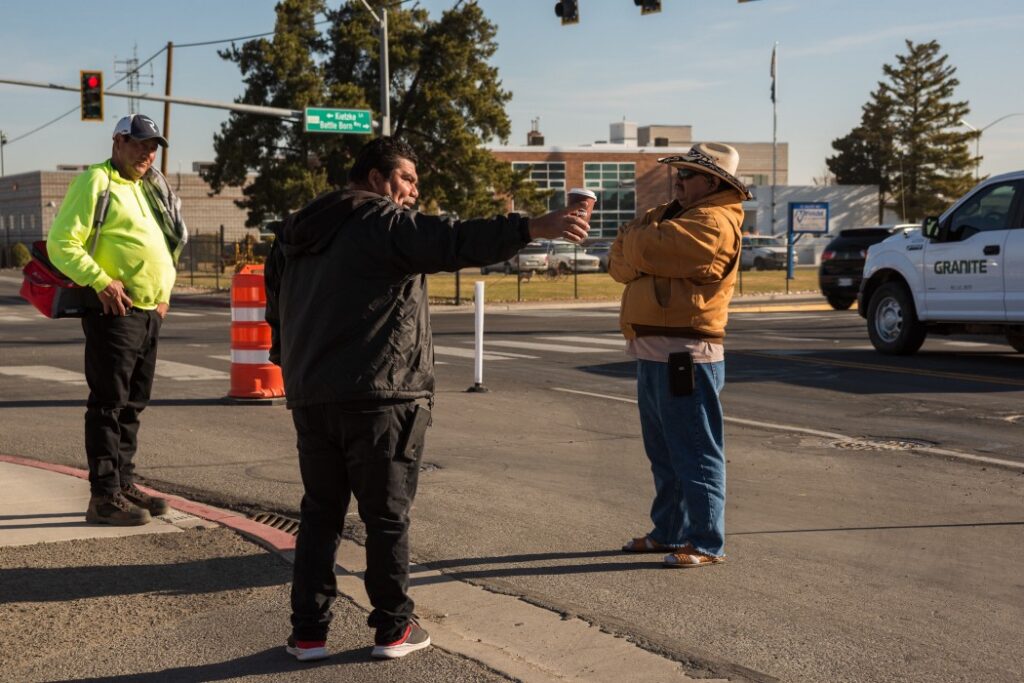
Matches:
[80,70,104,122]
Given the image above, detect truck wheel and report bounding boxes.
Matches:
[1008,332,1024,353]
[503,262,513,275]
[754,257,766,271]
[826,295,855,310]
[867,282,927,355]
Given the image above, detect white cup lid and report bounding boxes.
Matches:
[567,188,597,200]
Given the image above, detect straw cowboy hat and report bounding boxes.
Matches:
[658,142,752,200]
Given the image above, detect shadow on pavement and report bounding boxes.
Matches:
[407,549,662,586]
[0,398,231,409]
[0,553,287,603]
[60,647,367,682]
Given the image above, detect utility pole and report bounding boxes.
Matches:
[0,130,6,176]
[358,0,391,136]
[162,42,174,175]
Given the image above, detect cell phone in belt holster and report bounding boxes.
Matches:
[667,351,695,396]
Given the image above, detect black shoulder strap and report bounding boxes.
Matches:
[88,166,113,256]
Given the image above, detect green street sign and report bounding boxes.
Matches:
[304,107,373,134]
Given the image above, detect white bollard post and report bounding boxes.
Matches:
[467,280,488,393]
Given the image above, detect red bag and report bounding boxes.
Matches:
[21,168,111,319]
[20,241,100,318]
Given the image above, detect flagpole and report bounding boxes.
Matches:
[771,42,777,239]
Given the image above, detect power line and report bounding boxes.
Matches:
[4,45,170,146]
[3,17,334,147]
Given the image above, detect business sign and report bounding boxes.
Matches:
[788,202,829,234]
[304,107,373,134]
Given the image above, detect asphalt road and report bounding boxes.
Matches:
[1,273,1022,683]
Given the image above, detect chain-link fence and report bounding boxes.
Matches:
[176,228,273,290]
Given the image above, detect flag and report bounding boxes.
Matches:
[770,44,777,103]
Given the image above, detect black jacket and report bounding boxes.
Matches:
[266,188,531,408]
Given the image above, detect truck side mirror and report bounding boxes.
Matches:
[921,216,944,241]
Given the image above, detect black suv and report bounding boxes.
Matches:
[819,225,916,310]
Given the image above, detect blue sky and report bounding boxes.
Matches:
[2,0,1022,185]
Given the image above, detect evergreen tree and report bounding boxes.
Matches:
[827,40,974,222]
[203,0,545,227]
[827,87,897,222]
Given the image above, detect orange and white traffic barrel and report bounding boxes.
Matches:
[227,264,284,403]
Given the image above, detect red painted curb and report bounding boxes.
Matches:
[0,453,295,552]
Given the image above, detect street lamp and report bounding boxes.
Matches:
[959,113,1024,182]
[357,0,391,137]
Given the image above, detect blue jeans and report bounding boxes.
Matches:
[636,358,726,556]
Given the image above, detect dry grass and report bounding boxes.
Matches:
[427,267,820,303]
[171,267,821,302]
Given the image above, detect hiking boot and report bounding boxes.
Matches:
[286,635,329,662]
[85,492,151,526]
[121,483,169,516]
[371,620,431,659]
[663,544,725,568]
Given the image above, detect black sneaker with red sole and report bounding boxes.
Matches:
[285,635,329,662]
[371,621,431,659]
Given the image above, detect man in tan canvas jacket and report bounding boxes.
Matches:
[610,142,750,568]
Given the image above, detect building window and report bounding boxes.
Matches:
[583,162,636,237]
[512,162,566,212]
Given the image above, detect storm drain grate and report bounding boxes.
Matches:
[829,437,936,451]
[250,512,300,536]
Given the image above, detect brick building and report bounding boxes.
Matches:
[490,121,788,239]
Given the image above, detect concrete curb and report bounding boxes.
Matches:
[0,453,296,552]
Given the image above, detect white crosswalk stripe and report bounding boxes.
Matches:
[168,311,204,317]
[433,345,537,361]
[155,360,229,381]
[0,362,229,385]
[538,335,625,348]
[483,340,615,354]
[0,366,87,385]
[0,315,32,324]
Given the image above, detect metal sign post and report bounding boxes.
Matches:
[786,202,829,288]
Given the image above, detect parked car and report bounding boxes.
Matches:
[818,224,918,310]
[480,241,549,274]
[741,235,795,271]
[585,242,612,272]
[547,240,601,274]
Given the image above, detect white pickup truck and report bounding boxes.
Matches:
[858,170,1024,354]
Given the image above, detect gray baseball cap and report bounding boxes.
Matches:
[111,114,168,147]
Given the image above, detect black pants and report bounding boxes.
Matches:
[81,309,161,496]
[290,400,427,643]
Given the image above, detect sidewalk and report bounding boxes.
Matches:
[0,454,719,683]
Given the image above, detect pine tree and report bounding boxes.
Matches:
[827,40,975,222]
[203,0,544,227]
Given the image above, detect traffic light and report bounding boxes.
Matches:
[80,70,104,122]
[634,0,661,14]
[554,0,579,25]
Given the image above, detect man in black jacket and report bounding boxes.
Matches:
[268,137,589,662]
